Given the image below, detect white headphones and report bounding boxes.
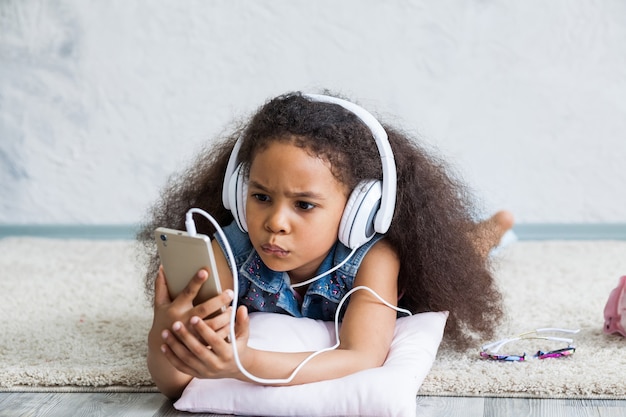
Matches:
[221,93,397,249]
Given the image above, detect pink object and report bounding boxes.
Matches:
[604,275,626,337]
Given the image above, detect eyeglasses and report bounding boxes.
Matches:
[480,328,580,362]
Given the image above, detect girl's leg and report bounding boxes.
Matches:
[473,210,515,258]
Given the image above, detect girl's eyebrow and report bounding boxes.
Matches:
[248,180,327,200]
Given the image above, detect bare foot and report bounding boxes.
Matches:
[473,210,515,258]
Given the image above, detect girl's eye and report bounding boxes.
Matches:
[252,193,270,203]
[296,201,315,211]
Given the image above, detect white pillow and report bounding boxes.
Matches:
[174,311,448,417]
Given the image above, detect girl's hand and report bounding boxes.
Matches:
[150,266,235,352]
[147,266,234,399]
[160,304,253,380]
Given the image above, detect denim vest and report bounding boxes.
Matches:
[215,221,384,321]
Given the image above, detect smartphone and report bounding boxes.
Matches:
[154,227,223,306]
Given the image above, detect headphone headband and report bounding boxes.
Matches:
[302,94,396,233]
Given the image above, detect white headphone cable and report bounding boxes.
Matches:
[184,208,411,384]
[289,246,358,288]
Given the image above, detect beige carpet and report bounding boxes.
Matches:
[0,238,155,392]
[1,237,625,398]
[421,239,626,399]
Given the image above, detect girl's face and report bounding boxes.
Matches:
[245,140,349,284]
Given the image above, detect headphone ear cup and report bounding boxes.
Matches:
[227,163,248,232]
[338,180,382,249]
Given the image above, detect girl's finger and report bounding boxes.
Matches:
[206,306,233,330]
[175,269,209,304]
[167,321,216,367]
[191,314,233,346]
[234,305,250,340]
[154,266,172,307]
[189,316,229,350]
[190,289,234,320]
[207,306,249,357]
[160,342,199,378]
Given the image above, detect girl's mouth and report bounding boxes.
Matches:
[261,243,289,258]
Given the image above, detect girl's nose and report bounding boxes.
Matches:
[265,205,290,234]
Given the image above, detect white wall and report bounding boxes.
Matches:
[1,0,625,225]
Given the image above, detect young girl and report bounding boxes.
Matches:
[137,91,513,399]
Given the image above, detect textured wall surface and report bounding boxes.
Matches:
[1,1,625,225]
